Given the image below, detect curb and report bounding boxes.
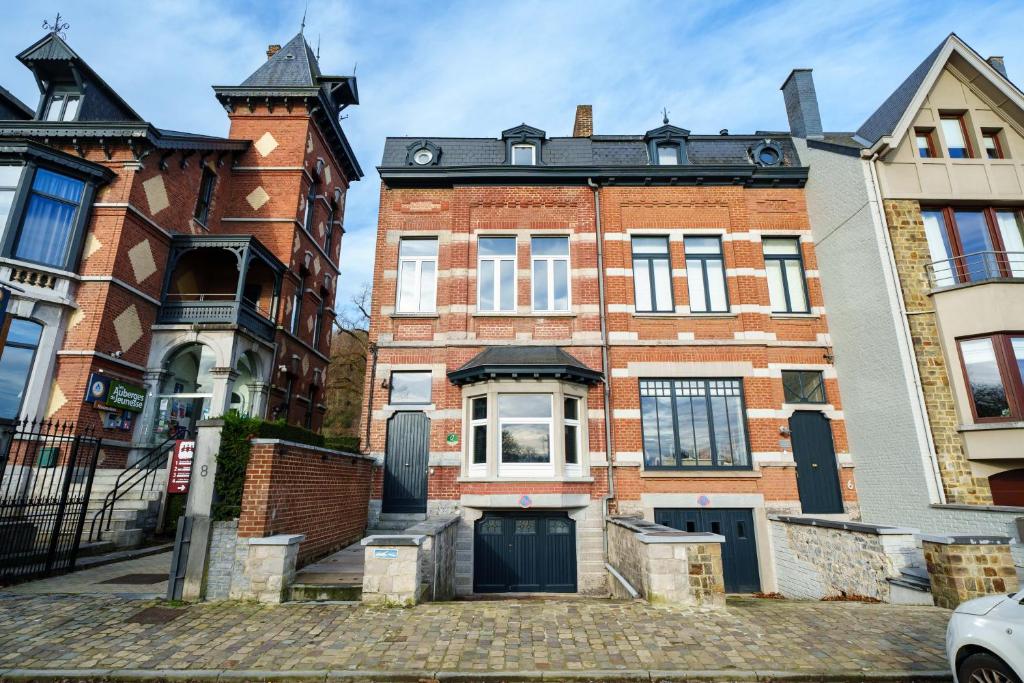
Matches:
[0,668,955,682]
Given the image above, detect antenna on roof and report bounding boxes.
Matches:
[661,107,670,125]
[42,12,70,39]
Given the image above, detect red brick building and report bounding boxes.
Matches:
[0,30,360,466]
[363,107,856,595]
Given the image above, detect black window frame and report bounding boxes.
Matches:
[0,316,43,420]
[43,89,82,123]
[639,378,752,471]
[193,165,217,226]
[325,198,336,257]
[312,291,325,350]
[303,384,317,429]
[683,236,729,313]
[303,178,318,233]
[762,237,811,314]
[631,235,674,313]
[781,370,827,404]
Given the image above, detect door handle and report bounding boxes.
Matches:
[811,463,818,468]
[404,462,410,467]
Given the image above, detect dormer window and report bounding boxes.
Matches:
[511,144,536,166]
[751,140,784,167]
[44,92,80,122]
[656,144,681,165]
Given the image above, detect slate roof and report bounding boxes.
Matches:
[0,86,32,120]
[240,33,321,88]
[448,346,603,385]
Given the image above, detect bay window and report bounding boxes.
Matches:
[632,236,673,313]
[531,236,570,312]
[396,238,438,313]
[564,397,581,477]
[684,236,727,313]
[923,207,1024,286]
[763,237,810,314]
[640,378,750,470]
[478,236,516,312]
[469,397,488,476]
[12,168,86,269]
[499,394,552,475]
[958,334,1024,422]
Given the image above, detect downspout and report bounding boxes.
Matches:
[865,153,946,505]
[363,341,379,454]
[588,178,616,552]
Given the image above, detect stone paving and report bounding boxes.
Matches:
[3,552,170,598]
[0,592,950,680]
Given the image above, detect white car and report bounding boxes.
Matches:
[947,591,1024,683]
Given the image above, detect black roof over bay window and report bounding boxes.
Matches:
[448,346,603,386]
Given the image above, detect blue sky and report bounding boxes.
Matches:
[2,1,1024,321]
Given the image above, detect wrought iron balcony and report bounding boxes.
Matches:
[157,294,276,341]
[925,250,1024,289]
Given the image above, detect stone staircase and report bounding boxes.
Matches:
[84,467,168,548]
[887,564,934,605]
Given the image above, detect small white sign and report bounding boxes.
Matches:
[372,548,398,559]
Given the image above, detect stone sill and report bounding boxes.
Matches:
[770,515,916,535]
[957,421,1024,432]
[471,312,578,318]
[920,533,1012,546]
[457,476,594,484]
[931,502,1024,514]
[770,313,820,320]
[390,313,440,319]
[640,469,758,478]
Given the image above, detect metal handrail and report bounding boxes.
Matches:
[925,250,1024,288]
[88,439,175,542]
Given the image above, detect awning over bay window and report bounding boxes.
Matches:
[447,346,602,386]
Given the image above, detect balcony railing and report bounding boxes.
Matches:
[925,250,1024,289]
[158,293,275,341]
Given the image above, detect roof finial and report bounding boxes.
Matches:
[300,0,308,34]
[42,12,70,39]
[661,107,670,125]
[316,33,321,60]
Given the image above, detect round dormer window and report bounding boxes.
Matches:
[413,149,434,165]
[758,147,780,166]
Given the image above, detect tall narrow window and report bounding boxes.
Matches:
[915,129,937,158]
[0,165,22,232]
[684,236,727,313]
[13,168,85,268]
[940,115,972,158]
[982,130,1004,159]
[396,238,438,313]
[639,379,750,469]
[995,210,1024,277]
[531,236,570,312]
[763,237,809,313]
[303,385,317,429]
[632,236,673,313]
[563,397,580,475]
[959,337,1011,419]
[325,202,335,256]
[511,144,535,165]
[922,209,956,286]
[312,294,325,350]
[470,397,488,474]
[289,279,303,334]
[194,166,216,225]
[478,236,516,312]
[954,210,997,282]
[0,318,43,419]
[657,144,680,165]
[302,180,317,232]
[44,92,80,122]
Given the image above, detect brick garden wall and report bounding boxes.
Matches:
[237,439,375,566]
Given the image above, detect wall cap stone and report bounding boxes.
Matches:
[405,515,460,536]
[361,534,426,547]
[248,533,305,546]
[931,503,1024,515]
[920,534,1012,546]
[249,438,375,461]
[607,515,724,544]
[771,515,918,536]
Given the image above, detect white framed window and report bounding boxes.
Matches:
[656,144,680,165]
[684,236,728,313]
[396,238,438,313]
[498,393,553,477]
[511,144,536,165]
[531,236,570,312]
[389,371,432,405]
[563,397,581,477]
[478,236,516,312]
[469,396,488,477]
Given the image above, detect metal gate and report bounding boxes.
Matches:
[0,419,101,583]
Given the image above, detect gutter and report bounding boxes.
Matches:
[588,178,616,555]
[864,153,945,505]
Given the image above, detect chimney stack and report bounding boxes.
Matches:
[987,56,1007,79]
[573,105,593,137]
[780,69,823,139]
[267,44,282,60]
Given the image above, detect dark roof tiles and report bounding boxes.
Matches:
[240,33,321,88]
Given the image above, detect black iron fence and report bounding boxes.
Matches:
[0,419,101,583]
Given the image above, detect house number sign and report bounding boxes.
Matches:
[373,548,398,559]
[446,432,459,445]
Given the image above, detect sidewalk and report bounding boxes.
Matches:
[0,593,951,682]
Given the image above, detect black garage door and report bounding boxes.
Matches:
[654,508,761,593]
[473,511,576,593]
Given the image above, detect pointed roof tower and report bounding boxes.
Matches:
[240,32,322,89]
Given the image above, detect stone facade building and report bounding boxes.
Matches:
[783,34,1024,570]
[363,107,858,596]
[0,30,360,468]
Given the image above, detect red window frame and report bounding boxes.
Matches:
[915,128,938,159]
[956,333,1024,423]
[923,206,1024,282]
[940,114,975,158]
[982,130,1005,160]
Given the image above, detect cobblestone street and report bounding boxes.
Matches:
[0,592,951,681]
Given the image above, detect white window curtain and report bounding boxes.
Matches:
[14,168,85,268]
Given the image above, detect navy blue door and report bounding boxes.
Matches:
[473,511,576,593]
[382,412,429,513]
[655,507,761,593]
[789,411,844,514]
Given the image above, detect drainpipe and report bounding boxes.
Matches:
[865,153,945,505]
[363,341,379,454]
[588,178,616,547]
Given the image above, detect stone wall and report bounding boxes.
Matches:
[205,520,240,601]
[606,516,725,608]
[361,536,425,606]
[405,516,459,601]
[771,516,919,601]
[923,534,1020,609]
[203,520,305,604]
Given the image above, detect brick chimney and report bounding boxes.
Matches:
[573,105,593,137]
[267,44,282,60]
[987,56,1008,79]
[780,69,823,139]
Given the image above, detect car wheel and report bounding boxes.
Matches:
[959,652,1021,683]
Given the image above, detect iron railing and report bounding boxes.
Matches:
[157,298,275,341]
[926,250,1024,289]
[0,419,101,583]
[87,438,174,543]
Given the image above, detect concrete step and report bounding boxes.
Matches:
[373,513,426,531]
[287,583,362,602]
[887,566,933,606]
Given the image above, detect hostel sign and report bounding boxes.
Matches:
[84,373,146,412]
[167,440,195,494]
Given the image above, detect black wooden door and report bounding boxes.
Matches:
[789,411,844,514]
[382,412,429,513]
[473,512,577,593]
[655,507,761,593]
